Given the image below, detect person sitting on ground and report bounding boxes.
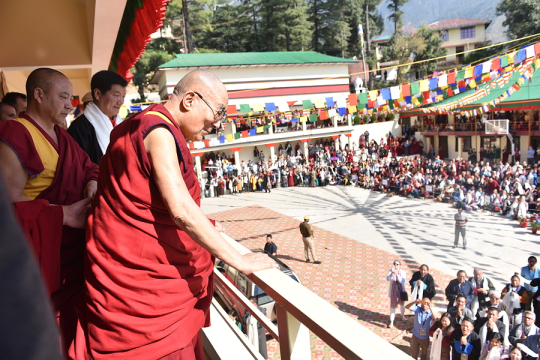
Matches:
[263,234,277,256]
[409,264,436,300]
[446,270,475,309]
[451,317,481,360]
[509,311,540,347]
[474,307,506,351]
[480,333,509,360]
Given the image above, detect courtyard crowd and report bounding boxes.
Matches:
[389,257,540,360]
[199,130,540,223]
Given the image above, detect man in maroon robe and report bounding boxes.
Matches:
[0,68,99,357]
[80,70,276,360]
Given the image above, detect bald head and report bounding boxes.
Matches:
[172,70,225,98]
[165,70,228,141]
[26,68,68,106]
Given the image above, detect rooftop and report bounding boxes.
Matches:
[158,51,358,69]
[371,35,392,43]
[427,18,492,31]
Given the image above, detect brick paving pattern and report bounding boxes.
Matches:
[209,204,455,359]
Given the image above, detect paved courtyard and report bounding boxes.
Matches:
[202,186,537,359]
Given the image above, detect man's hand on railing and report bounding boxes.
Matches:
[238,252,279,275]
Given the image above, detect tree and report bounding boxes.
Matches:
[284,0,313,51]
[414,24,447,74]
[197,3,251,52]
[462,42,503,65]
[386,0,409,34]
[131,50,173,101]
[383,24,426,84]
[496,0,540,39]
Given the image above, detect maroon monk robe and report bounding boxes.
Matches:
[83,104,214,359]
[0,114,99,355]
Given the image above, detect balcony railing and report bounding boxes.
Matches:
[200,116,355,150]
[207,233,413,360]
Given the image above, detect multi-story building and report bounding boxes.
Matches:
[150,51,399,172]
[428,18,492,70]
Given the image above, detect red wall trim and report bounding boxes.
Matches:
[228,84,349,99]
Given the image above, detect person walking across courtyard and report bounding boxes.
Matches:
[299,216,321,264]
[454,206,468,250]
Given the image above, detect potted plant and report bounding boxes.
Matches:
[519,215,528,228]
[532,220,539,234]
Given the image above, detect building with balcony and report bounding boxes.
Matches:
[428,18,492,70]
[399,67,540,161]
[150,51,400,171]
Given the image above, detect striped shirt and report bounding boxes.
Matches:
[454,212,468,228]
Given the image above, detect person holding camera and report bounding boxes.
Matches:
[405,298,434,360]
[387,259,407,328]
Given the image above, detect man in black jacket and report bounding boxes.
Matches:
[446,270,475,309]
[263,234,277,256]
[409,264,436,300]
[473,307,506,349]
[451,317,481,360]
[67,70,127,165]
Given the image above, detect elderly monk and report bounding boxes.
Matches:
[80,70,276,360]
[0,68,99,356]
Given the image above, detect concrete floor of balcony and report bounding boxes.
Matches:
[202,187,535,359]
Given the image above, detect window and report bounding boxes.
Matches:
[462,137,472,151]
[456,46,465,64]
[481,137,497,150]
[460,26,475,39]
[439,30,449,42]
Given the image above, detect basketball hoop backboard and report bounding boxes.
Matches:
[484,119,509,135]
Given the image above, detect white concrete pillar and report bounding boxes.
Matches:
[303,141,309,157]
[270,146,276,161]
[231,121,236,141]
[194,155,202,180]
[348,136,353,150]
[457,137,463,159]
[302,118,307,134]
[476,136,481,162]
[234,151,240,166]
[347,114,352,128]
[333,116,338,129]
[334,138,340,151]
[269,121,274,135]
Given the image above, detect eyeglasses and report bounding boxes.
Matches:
[193,91,227,124]
[394,263,401,266]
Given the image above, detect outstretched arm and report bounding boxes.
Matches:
[145,126,277,275]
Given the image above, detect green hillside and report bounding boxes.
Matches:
[377,0,507,42]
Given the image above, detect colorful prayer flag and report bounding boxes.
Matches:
[325,97,334,107]
[302,99,314,109]
[264,102,276,112]
[313,98,325,108]
[347,94,358,106]
[252,103,264,112]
